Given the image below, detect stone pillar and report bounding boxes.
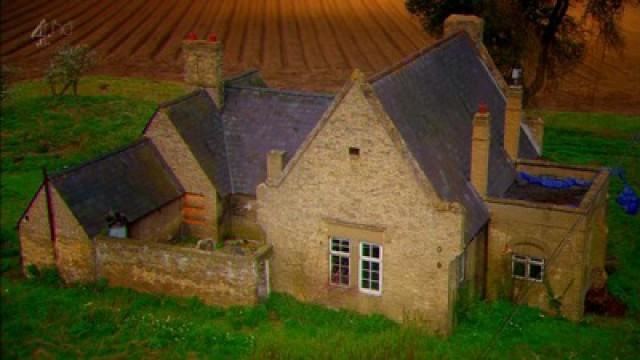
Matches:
[444,14,484,44]
[182,33,224,108]
[504,85,523,160]
[471,104,491,197]
[267,150,286,185]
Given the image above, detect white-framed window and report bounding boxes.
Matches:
[512,254,544,282]
[359,242,382,295]
[330,237,350,286]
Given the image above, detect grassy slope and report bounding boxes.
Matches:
[1,79,639,359]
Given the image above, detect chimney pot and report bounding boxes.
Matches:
[185,32,198,41]
[478,103,489,114]
[208,33,217,42]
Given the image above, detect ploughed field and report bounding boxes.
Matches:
[1,0,640,113]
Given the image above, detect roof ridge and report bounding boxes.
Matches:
[368,31,468,84]
[225,68,260,83]
[157,88,204,109]
[49,137,150,179]
[226,85,334,99]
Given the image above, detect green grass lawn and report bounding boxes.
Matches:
[1,78,639,359]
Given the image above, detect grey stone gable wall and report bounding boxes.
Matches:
[370,33,519,239]
[49,138,184,238]
[164,90,233,196]
[222,86,334,195]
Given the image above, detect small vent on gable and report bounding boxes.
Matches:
[349,147,360,157]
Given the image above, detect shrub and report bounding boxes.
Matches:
[45,44,97,96]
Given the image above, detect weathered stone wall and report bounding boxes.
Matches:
[95,237,270,307]
[129,197,183,242]
[19,184,56,272]
[144,112,220,241]
[257,79,464,334]
[49,186,96,283]
[228,194,264,241]
[485,164,609,321]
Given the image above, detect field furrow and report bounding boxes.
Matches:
[293,0,327,70]
[1,0,637,113]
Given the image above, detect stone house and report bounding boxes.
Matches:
[18,15,609,335]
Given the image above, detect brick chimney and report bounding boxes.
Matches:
[471,104,491,197]
[267,150,286,185]
[444,14,484,44]
[504,85,523,160]
[182,32,224,108]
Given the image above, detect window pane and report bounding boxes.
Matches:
[513,260,526,277]
[371,262,379,272]
[371,281,379,290]
[371,271,379,281]
[362,268,369,280]
[363,261,370,271]
[529,263,543,280]
[362,279,370,289]
[372,245,380,259]
[341,274,349,284]
[331,255,339,264]
[341,240,349,251]
[362,244,370,257]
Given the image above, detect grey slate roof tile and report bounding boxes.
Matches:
[164,90,232,196]
[519,123,541,159]
[222,86,333,194]
[50,139,184,237]
[370,33,517,240]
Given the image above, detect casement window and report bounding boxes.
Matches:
[330,237,350,286]
[359,242,382,295]
[512,254,544,282]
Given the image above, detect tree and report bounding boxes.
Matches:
[45,44,97,96]
[406,0,631,99]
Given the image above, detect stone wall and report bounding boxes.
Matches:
[48,186,96,283]
[144,111,220,241]
[95,236,271,307]
[485,163,609,321]
[257,77,464,334]
[227,194,264,241]
[19,184,56,271]
[129,197,183,242]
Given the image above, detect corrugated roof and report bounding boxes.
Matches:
[50,138,184,237]
[222,86,334,194]
[164,90,232,195]
[370,33,517,240]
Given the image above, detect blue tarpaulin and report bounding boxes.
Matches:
[518,172,592,189]
[520,169,639,215]
[611,167,639,215]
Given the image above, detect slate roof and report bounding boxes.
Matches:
[370,32,517,240]
[518,123,541,159]
[222,86,334,194]
[163,90,232,195]
[50,139,184,237]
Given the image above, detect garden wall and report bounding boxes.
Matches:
[95,236,271,307]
